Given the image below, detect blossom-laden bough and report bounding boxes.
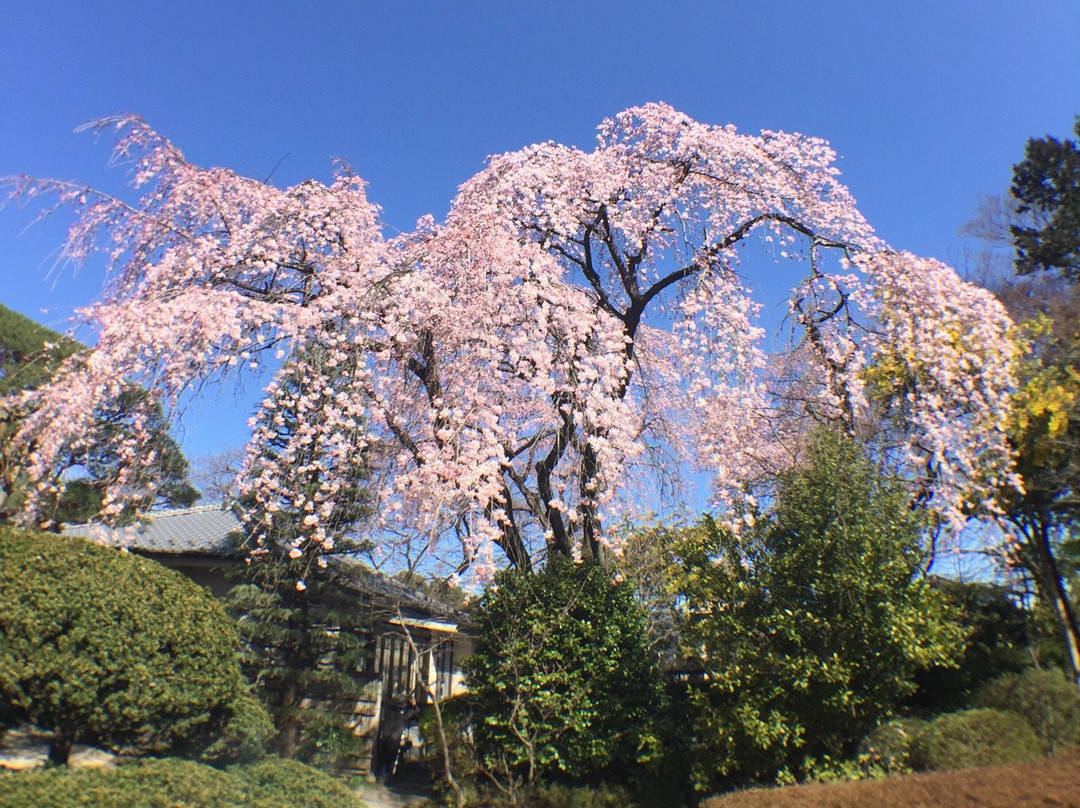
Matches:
[1,104,1018,577]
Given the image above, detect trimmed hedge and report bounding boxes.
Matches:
[974,667,1080,755]
[0,527,244,763]
[857,717,929,774]
[909,708,1042,771]
[0,757,365,808]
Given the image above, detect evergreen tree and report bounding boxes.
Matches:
[1005,116,1080,680]
[465,555,663,789]
[675,430,965,790]
[228,346,375,762]
[0,303,197,524]
[966,116,1080,682]
[0,527,245,765]
[1011,116,1080,278]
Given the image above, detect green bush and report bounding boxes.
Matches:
[200,691,277,766]
[233,756,365,806]
[465,556,663,787]
[975,667,1080,754]
[857,717,929,774]
[0,756,364,808]
[0,527,244,764]
[910,708,1042,771]
[674,431,966,790]
[906,579,1031,714]
[858,717,929,774]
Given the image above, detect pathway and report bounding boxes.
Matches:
[356,768,433,808]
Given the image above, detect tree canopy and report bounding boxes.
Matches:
[3,105,1016,575]
[673,431,966,790]
[964,115,1080,682]
[1011,116,1080,278]
[464,556,663,787]
[0,303,197,525]
[0,526,244,765]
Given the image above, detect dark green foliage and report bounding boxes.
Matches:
[423,697,657,808]
[974,667,1080,755]
[0,304,81,395]
[675,431,966,790]
[420,696,484,806]
[228,555,373,764]
[0,757,365,808]
[199,690,277,766]
[857,718,929,774]
[520,782,633,808]
[909,708,1042,771]
[229,349,374,763]
[906,579,1031,714]
[0,303,198,525]
[1011,116,1080,278]
[464,556,663,788]
[0,527,243,764]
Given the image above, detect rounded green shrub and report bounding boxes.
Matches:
[910,708,1042,771]
[0,527,244,764]
[200,690,277,766]
[857,717,929,774]
[975,667,1080,754]
[232,756,366,806]
[465,556,663,785]
[0,756,365,808]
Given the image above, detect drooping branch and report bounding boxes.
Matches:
[4,104,1017,579]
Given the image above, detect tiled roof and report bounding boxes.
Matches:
[63,505,241,556]
[63,506,466,623]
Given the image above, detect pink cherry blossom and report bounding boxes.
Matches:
[3,105,1017,575]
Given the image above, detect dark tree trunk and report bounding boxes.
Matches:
[1023,516,1080,685]
[274,674,303,759]
[48,734,73,767]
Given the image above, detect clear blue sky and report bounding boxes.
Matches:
[2,0,1078,460]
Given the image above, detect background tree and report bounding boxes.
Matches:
[0,303,197,525]
[906,578,1031,715]
[1010,116,1080,278]
[962,115,1080,682]
[674,431,966,790]
[5,107,1015,576]
[615,521,686,667]
[0,527,245,765]
[190,445,246,505]
[1001,308,1080,681]
[464,556,663,794]
[227,347,375,762]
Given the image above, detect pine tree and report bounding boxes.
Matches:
[228,346,376,762]
[1011,116,1080,278]
[0,303,197,524]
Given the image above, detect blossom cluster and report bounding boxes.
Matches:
[3,104,1017,572]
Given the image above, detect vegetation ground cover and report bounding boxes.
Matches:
[0,757,366,808]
